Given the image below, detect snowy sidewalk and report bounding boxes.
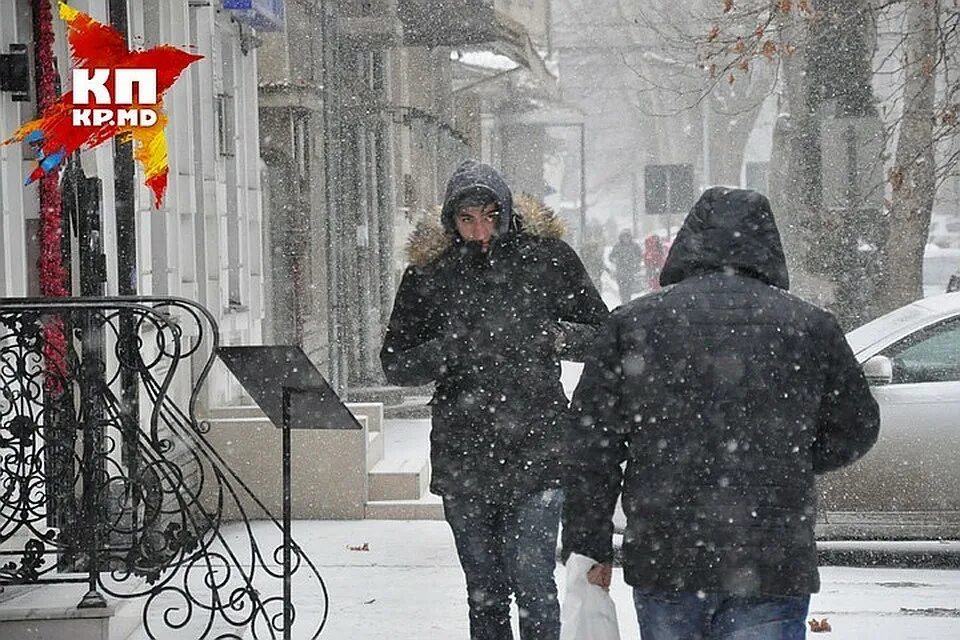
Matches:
[240,519,960,640]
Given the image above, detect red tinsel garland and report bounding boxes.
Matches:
[34,0,68,394]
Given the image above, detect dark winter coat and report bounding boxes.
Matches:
[381,161,608,501]
[562,187,880,596]
[608,238,643,286]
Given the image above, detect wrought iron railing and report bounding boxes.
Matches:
[0,297,328,638]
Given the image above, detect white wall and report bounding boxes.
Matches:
[131,1,266,406]
[1,0,41,297]
[0,0,264,407]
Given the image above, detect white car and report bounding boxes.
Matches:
[817,292,960,539]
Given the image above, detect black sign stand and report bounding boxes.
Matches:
[217,346,361,639]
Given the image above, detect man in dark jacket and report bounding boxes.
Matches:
[562,187,880,639]
[381,160,607,640]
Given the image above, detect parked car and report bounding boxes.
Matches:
[817,291,960,539]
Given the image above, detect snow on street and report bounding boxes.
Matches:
[235,520,960,639]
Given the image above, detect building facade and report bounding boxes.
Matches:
[0,0,266,407]
[256,0,556,396]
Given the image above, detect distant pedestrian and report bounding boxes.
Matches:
[579,227,607,293]
[643,234,668,291]
[608,229,643,303]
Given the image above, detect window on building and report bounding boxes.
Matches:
[220,34,242,308]
[217,92,236,158]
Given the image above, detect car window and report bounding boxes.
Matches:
[881,318,960,384]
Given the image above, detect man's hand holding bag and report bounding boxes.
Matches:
[560,554,621,640]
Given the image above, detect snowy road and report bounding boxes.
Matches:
[237,520,960,640]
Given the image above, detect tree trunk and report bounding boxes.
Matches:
[769,9,829,305]
[881,0,938,312]
[705,64,775,189]
[707,103,764,188]
[771,0,884,328]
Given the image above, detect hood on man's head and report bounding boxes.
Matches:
[659,187,789,290]
[441,160,514,237]
[406,194,565,267]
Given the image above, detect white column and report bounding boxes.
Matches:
[0,0,31,296]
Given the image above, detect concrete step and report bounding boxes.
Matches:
[204,415,274,430]
[384,401,432,420]
[347,385,404,406]
[346,402,384,433]
[206,411,383,471]
[0,580,145,640]
[206,404,263,420]
[206,403,385,432]
[368,457,430,501]
[204,414,371,519]
[0,585,39,605]
[205,413,367,432]
[110,597,143,640]
[367,430,384,471]
[365,494,445,520]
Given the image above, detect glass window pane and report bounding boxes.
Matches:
[883,319,960,383]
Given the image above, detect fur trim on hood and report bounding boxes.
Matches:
[405,194,567,267]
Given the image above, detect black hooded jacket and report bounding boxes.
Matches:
[562,187,880,596]
[381,161,608,500]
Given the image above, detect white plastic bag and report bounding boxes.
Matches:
[559,553,621,640]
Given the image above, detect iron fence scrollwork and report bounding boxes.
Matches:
[0,296,329,638]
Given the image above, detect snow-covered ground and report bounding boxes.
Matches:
[263,520,960,639]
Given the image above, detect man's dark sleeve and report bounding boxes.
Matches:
[562,316,628,564]
[553,241,609,361]
[380,266,445,386]
[813,316,881,474]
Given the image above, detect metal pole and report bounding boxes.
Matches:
[75,160,108,609]
[110,0,140,540]
[78,311,107,609]
[579,123,586,248]
[281,387,293,640]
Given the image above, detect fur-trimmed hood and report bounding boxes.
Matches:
[406,193,567,267]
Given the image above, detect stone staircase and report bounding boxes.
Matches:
[202,402,442,521]
[365,417,443,520]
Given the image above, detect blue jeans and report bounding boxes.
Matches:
[633,590,810,640]
[443,489,563,640]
